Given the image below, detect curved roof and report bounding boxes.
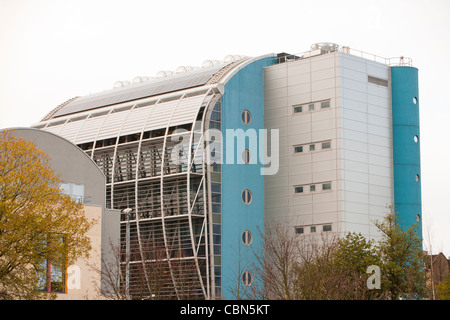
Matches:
[43,58,250,120]
[34,54,275,145]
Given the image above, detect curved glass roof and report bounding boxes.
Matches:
[49,63,229,119]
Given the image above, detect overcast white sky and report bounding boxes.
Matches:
[1,0,449,257]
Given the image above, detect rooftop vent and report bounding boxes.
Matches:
[113,80,131,89]
[175,66,198,74]
[132,76,150,84]
[223,55,244,63]
[310,42,340,54]
[202,60,221,68]
[156,70,173,78]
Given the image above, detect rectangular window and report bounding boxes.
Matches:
[321,141,331,149]
[61,183,85,204]
[294,146,303,153]
[295,186,304,194]
[310,185,316,192]
[321,101,330,109]
[293,106,303,113]
[368,76,389,87]
[309,103,315,111]
[295,227,304,234]
[323,224,332,232]
[311,226,316,233]
[309,144,315,151]
[322,183,332,190]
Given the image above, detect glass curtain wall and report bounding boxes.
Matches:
[80,91,221,299]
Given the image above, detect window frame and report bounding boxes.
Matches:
[294,186,304,194]
[322,183,332,191]
[242,270,253,287]
[241,109,252,125]
[241,189,253,205]
[241,230,253,246]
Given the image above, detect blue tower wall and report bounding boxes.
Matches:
[391,66,422,239]
[221,57,273,299]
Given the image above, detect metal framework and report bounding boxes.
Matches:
[35,83,224,299]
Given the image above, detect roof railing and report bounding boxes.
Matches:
[274,43,413,67]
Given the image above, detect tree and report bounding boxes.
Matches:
[238,207,426,300]
[435,273,450,300]
[0,130,94,299]
[332,232,385,299]
[373,207,427,299]
[252,223,304,300]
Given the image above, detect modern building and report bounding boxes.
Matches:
[264,44,422,241]
[31,43,422,299]
[10,128,120,299]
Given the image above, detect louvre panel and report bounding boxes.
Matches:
[58,120,83,142]
[74,115,107,144]
[43,124,64,136]
[43,93,208,145]
[96,110,130,141]
[119,105,153,136]
[141,100,178,132]
[169,95,206,127]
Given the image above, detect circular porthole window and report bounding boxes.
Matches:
[242,270,253,287]
[413,97,418,104]
[242,149,252,165]
[414,135,419,143]
[241,109,252,125]
[241,189,253,205]
[415,174,420,182]
[241,230,253,246]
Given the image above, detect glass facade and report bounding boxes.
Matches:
[65,90,223,299]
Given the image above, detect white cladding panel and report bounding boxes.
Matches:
[264,51,393,240]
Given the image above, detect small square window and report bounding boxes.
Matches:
[321,101,330,109]
[293,106,303,113]
[310,185,316,192]
[295,186,304,194]
[309,104,315,111]
[322,183,332,190]
[295,227,304,234]
[294,146,303,153]
[323,225,332,232]
[309,144,315,151]
[310,226,316,233]
[322,141,331,149]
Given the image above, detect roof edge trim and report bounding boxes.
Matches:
[217,53,276,85]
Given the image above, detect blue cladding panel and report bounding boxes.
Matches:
[391,66,422,238]
[220,57,273,299]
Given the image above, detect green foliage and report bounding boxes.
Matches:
[436,273,450,300]
[373,207,427,299]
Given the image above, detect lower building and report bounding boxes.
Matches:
[30,43,422,299]
[11,128,120,299]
